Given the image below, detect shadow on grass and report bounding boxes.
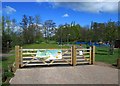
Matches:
[96,52,108,55]
[97,50,108,52]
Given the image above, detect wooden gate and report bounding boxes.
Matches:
[70,45,95,66]
[15,46,72,68]
[76,47,93,65]
[15,45,95,69]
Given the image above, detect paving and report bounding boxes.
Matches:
[10,65,118,84]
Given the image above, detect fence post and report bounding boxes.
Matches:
[91,46,95,64]
[15,46,20,70]
[117,58,120,69]
[72,45,76,66]
[89,47,92,64]
[20,47,23,67]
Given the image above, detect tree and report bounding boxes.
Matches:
[55,22,82,43]
[20,15,43,44]
[43,20,56,41]
[5,16,12,35]
[105,21,117,42]
[34,15,43,43]
[117,21,120,40]
[2,16,5,33]
[20,15,29,44]
[2,16,12,52]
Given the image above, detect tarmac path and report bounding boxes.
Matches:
[10,65,118,84]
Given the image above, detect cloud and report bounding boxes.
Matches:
[3,6,16,14]
[51,2,118,13]
[35,0,119,2]
[62,13,69,17]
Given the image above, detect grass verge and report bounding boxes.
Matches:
[2,50,15,85]
[95,46,119,64]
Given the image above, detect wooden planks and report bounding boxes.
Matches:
[76,49,91,51]
[15,45,94,68]
[76,47,91,65]
[19,47,72,67]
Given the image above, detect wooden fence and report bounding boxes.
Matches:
[15,45,95,70]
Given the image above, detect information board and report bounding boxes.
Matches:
[36,50,62,61]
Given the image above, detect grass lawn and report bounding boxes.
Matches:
[22,43,70,49]
[95,46,119,64]
[2,54,15,71]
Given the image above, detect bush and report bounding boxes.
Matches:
[4,71,14,78]
[2,68,14,85]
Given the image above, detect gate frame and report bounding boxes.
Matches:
[15,45,95,70]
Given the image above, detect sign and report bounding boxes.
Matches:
[79,51,83,55]
[36,50,62,61]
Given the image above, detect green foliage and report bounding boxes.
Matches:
[4,71,14,78]
[2,51,15,85]
[2,29,12,53]
[2,52,15,71]
[54,21,119,43]
[20,15,42,44]
[44,20,56,39]
[2,83,10,86]
[55,23,82,43]
[91,21,118,42]
[2,15,119,53]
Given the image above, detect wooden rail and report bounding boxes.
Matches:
[15,45,95,70]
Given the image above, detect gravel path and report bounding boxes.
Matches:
[10,65,118,84]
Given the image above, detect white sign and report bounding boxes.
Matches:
[79,51,83,55]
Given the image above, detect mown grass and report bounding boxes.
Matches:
[22,43,70,49]
[95,46,119,64]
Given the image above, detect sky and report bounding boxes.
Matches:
[2,1,118,27]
